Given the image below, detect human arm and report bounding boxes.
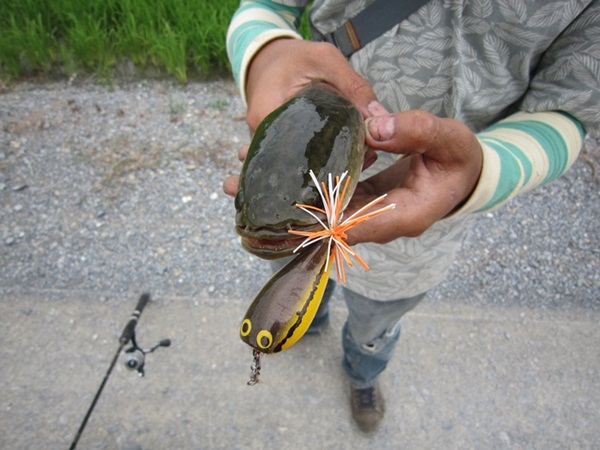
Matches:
[225,1,480,242]
[343,109,586,245]
[226,0,378,129]
[225,0,596,247]
[341,0,598,245]
[226,0,304,106]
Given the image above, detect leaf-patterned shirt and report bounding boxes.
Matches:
[227,0,599,299]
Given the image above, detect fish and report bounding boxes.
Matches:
[235,82,365,260]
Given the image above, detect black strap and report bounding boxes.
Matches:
[320,0,432,58]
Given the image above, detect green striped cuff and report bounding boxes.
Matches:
[226,0,304,101]
[453,111,585,215]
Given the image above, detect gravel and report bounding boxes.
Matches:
[1,78,598,311]
[1,78,272,304]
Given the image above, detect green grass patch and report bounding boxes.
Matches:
[0,0,259,82]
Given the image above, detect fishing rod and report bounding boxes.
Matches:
[69,293,171,450]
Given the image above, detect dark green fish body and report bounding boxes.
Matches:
[235,83,365,259]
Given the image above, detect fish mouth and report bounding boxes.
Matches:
[237,223,323,260]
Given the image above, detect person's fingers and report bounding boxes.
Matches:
[348,177,442,244]
[223,174,239,197]
[355,155,412,197]
[311,43,378,117]
[365,110,441,154]
[365,111,481,169]
[345,155,439,243]
[246,40,380,129]
[367,100,389,116]
[362,147,378,171]
[238,144,249,162]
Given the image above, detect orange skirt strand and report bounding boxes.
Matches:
[288,170,395,283]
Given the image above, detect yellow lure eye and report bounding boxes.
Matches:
[256,330,273,349]
[240,319,252,337]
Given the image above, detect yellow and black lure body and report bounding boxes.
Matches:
[240,242,332,354]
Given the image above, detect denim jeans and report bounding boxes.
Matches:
[341,287,425,387]
[313,281,425,388]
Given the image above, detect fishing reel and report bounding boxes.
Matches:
[124,337,171,377]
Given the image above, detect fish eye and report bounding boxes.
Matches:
[240,319,252,337]
[256,330,273,349]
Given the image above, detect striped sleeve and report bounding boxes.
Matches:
[226,0,305,103]
[453,111,586,215]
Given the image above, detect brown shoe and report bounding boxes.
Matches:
[350,382,385,432]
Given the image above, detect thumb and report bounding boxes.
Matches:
[364,110,441,155]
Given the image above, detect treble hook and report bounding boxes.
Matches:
[247,349,261,386]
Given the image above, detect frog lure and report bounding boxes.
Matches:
[234,83,394,384]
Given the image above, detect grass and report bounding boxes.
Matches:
[1,0,294,83]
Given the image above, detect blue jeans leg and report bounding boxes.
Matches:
[341,289,425,388]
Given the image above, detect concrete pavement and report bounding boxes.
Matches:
[0,289,598,449]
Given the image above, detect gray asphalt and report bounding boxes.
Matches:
[1,79,599,449]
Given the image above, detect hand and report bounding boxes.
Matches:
[343,105,484,245]
[244,38,378,129]
[224,38,379,196]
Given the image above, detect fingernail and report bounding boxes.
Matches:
[367,100,388,116]
[367,115,394,141]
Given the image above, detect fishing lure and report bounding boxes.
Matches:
[240,171,392,352]
[289,170,395,283]
[235,84,394,384]
[241,171,393,384]
[240,239,332,355]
